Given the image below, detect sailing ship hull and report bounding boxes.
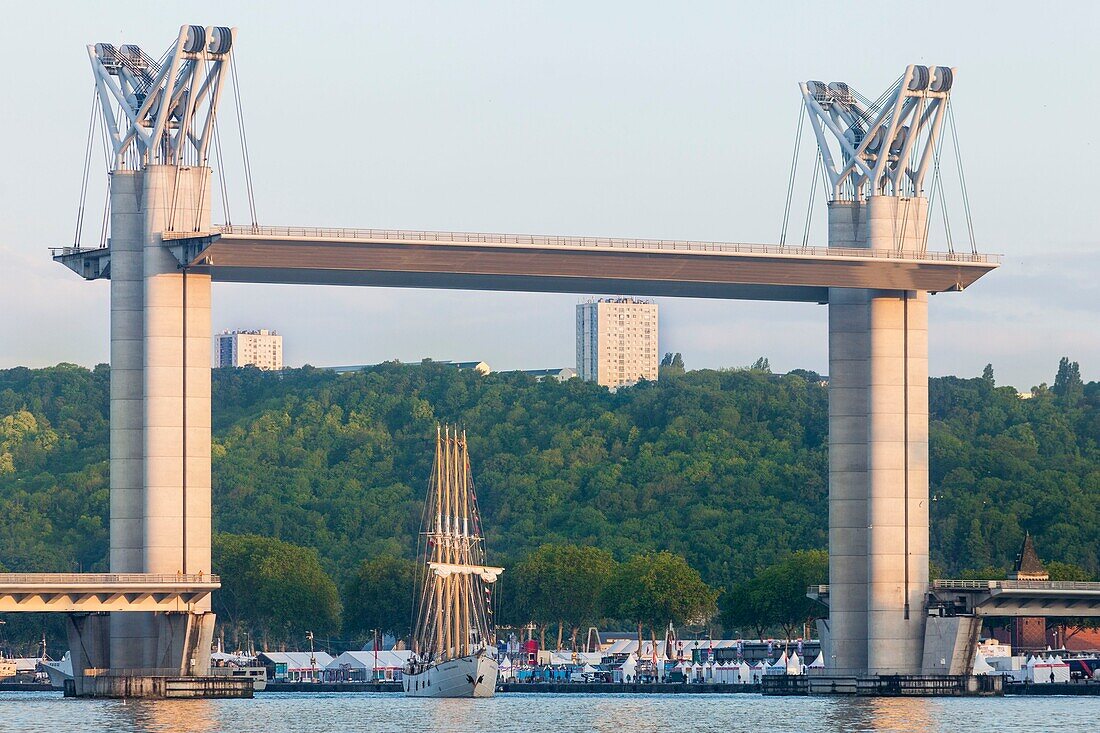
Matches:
[403,653,498,698]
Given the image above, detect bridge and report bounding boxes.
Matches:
[19,23,1090,696]
[811,580,1100,618]
[0,574,218,614]
[55,224,997,299]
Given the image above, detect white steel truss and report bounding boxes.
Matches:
[89,25,235,171]
[800,64,954,201]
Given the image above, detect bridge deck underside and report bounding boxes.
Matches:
[0,574,219,613]
[54,234,998,300]
[186,235,996,300]
[936,588,1100,618]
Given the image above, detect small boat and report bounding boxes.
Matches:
[210,652,269,691]
[41,652,72,689]
[404,426,503,698]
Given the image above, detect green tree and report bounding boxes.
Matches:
[213,533,341,648]
[981,364,995,385]
[750,357,772,373]
[607,551,718,654]
[1053,357,1084,403]
[1047,561,1095,582]
[510,544,615,649]
[721,550,828,640]
[343,555,417,642]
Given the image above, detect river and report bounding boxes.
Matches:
[0,691,1092,732]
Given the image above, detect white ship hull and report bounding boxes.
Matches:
[42,653,73,690]
[403,652,497,698]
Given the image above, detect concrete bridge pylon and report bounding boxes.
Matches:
[75,25,232,689]
[803,65,952,675]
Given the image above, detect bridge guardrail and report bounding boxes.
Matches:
[0,573,219,585]
[209,225,1001,265]
[811,580,1100,596]
[932,579,1100,591]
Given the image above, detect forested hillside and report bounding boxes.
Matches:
[0,359,1095,590]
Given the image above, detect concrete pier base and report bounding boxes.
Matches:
[64,675,253,699]
[67,611,224,697]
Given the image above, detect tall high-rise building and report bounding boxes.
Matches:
[576,297,658,387]
[215,329,283,370]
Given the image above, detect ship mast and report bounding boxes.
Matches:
[412,425,503,665]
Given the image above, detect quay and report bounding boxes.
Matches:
[501,682,760,694]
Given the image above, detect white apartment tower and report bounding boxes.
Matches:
[216,329,284,370]
[576,298,658,387]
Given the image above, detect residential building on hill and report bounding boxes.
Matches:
[215,329,283,370]
[576,297,658,388]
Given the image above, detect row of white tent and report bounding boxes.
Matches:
[974,653,1071,683]
[673,651,826,683]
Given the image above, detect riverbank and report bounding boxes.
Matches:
[1005,682,1100,695]
[261,681,402,692]
[259,680,1100,695]
[501,682,761,694]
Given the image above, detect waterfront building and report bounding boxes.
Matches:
[216,329,283,370]
[1009,534,1049,652]
[256,651,334,682]
[576,297,658,388]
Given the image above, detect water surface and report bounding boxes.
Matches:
[0,691,1092,733]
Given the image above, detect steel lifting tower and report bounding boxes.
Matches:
[801,65,954,675]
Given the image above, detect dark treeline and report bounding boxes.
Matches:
[0,358,1095,651]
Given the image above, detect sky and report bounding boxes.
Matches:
[0,1,1096,391]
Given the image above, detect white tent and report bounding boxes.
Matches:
[614,653,638,683]
[972,652,995,675]
[498,655,515,681]
[1028,655,1069,683]
[808,652,825,669]
[786,652,802,675]
[738,661,752,684]
[325,650,411,681]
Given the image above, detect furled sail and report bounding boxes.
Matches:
[410,426,502,664]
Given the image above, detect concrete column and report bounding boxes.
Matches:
[827,201,869,675]
[864,196,929,675]
[108,170,148,669]
[109,170,145,573]
[827,196,929,676]
[107,164,215,674]
[142,166,213,587]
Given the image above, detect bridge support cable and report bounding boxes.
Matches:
[922,105,951,256]
[801,152,823,249]
[73,89,100,247]
[213,111,232,226]
[229,55,258,229]
[947,105,977,255]
[780,103,807,246]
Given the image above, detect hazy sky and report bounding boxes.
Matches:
[1,1,1096,390]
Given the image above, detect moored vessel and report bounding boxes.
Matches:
[404,426,502,698]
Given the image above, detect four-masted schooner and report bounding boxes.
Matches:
[404,426,503,698]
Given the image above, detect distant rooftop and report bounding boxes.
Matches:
[581,296,655,305]
[318,359,491,375]
[219,329,279,336]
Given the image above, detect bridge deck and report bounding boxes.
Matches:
[53,224,999,301]
[810,580,1100,618]
[0,573,219,613]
